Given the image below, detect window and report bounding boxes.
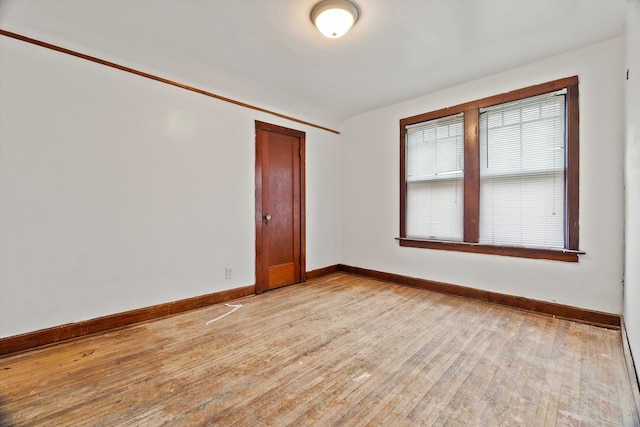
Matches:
[399,77,580,262]
[406,114,464,241]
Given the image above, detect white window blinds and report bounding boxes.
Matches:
[479,91,566,248]
[406,114,464,241]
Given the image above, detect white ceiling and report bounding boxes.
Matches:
[0,0,630,129]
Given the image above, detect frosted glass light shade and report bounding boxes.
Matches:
[311,0,359,38]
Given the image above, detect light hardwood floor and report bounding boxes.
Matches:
[1,273,638,426]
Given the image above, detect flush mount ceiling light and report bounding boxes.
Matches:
[311,0,360,38]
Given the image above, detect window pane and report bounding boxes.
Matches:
[406,114,464,241]
[479,92,566,249]
[406,179,464,240]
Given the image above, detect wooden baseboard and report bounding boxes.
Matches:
[338,264,621,329]
[1,264,621,356]
[621,317,640,424]
[306,264,340,280]
[0,285,255,357]
[0,265,336,357]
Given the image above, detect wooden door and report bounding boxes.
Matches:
[255,121,305,293]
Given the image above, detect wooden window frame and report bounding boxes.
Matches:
[399,77,581,262]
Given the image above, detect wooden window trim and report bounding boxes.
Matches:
[399,77,581,262]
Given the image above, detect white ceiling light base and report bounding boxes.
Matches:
[311,0,360,39]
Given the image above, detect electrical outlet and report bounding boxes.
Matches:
[225,267,232,280]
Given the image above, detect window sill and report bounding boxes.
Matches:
[396,238,583,262]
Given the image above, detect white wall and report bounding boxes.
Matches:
[624,0,640,374]
[0,18,630,343]
[340,37,625,314]
[0,36,341,338]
